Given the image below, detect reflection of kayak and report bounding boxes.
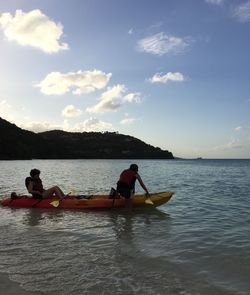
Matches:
[1,192,174,209]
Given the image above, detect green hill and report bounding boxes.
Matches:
[0,117,174,160]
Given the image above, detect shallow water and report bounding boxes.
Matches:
[0,159,250,294]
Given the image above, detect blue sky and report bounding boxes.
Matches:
[0,0,250,158]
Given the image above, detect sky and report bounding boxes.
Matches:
[0,0,250,159]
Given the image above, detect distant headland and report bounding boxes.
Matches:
[0,117,174,160]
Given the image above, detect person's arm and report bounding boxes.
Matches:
[27,182,43,196]
[136,174,149,195]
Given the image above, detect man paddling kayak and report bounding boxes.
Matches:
[25,169,65,199]
[116,164,150,208]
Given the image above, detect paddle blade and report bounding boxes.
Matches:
[69,189,76,195]
[50,200,60,207]
[145,198,154,205]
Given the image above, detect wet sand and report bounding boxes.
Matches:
[0,273,42,295]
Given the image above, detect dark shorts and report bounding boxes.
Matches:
[116,182,134,199]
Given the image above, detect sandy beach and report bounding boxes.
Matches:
[0,273,42,295]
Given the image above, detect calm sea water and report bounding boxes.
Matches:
[0,159,250,295]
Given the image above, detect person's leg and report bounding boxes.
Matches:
[55,186,65,198]
[117,184,133,209]
[42,186,65,199]
[55,186,65,197]
[125,190,134,209]
[42,188,55,198]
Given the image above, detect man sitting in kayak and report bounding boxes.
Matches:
[116,164,150,207]
[25,169,65,199]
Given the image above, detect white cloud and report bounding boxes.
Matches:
[205,0,224,5]
[87,99,121,113]
[0,9,68,53]
[227,140,242,149]
[235,126,242,132]
[235,126,250,132]
[234,1,250,22]
[36,70,112,95]
[86,85,125,113]
[0,99,13,121]
[20,118,113,133]
[20,121,62,133]
[67,118,113,132]
[149,72,185,83]
[123,92,141,103]
[86,84,141,113]
[137,32,193,56]
[120,118,137,125]
[0,100,30,123]
[100,84,126,100]
[128,28,133,35]
[214,139,242,151]
[62,105,82,118]
[0,99,11,110]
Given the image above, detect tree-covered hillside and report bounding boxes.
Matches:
[0,117,174,160]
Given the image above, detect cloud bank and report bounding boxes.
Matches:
[20,117,113,133]
[36,70,112,95]
[20,121,62,133]
[0,9,68,53]
[137,32,193,56]
[67,118,113,132]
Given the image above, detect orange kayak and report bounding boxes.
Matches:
[1,192,174,209]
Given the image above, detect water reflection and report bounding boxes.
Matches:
[110,209,170,237]
[22,209,65,226]
[109,209,171,260]
[111,211,134,240]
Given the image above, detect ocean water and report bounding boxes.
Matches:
[0,159,250,295]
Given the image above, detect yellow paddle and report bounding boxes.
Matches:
[145,194,154,205]
[68,189,76,195]
[50,200,60,207]
[49,189,76,207]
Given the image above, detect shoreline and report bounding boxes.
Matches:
[0,273,42,295]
